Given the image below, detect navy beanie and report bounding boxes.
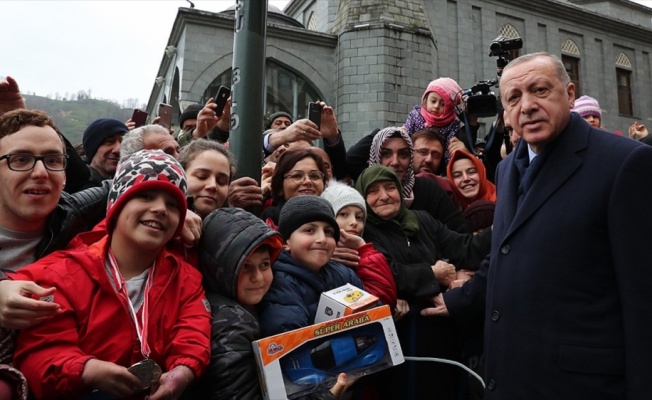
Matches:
[179,103,203,128]
[82,118,129,162]
[278,195,340,242]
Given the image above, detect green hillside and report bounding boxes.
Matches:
[24,95,133,145]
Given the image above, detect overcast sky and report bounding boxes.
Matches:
[2,0,651,106]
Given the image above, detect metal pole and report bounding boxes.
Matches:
[229,0,267,181]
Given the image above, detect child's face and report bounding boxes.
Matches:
[237,248,273,306]
[286,221,336,272]
[113,189,181,250]
[582,114,600,128]
[424,91,446,115]
[335,205,365,236]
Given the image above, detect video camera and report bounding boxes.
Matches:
[463,36,523,117]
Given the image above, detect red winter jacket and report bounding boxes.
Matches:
[355,243,398,310]
[11,232,211,400]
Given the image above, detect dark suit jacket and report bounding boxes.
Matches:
[455,113,652,399]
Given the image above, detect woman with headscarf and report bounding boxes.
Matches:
[367,126,469,233]
[355,165,491,400]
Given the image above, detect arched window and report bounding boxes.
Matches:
[202,60,321,124]
[308,12,317,31]
[498,24,521,60]
[561,39,581,96]
[615,52,633,116]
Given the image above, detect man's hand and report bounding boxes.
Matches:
[81,359,142,399]
[318,101,339,144]
[193,97,231,139]
[420,294,449,317]
[432,260,456,287]
[125,119,137,130]
[227,177,263,208]
[393,299,410,321]
[0,76,26,115]
[268,119,320,149]
[261,162,275,196]
[176,210,202,248]
[151,116,174,135]
[629,121,648,140]
[0,280,61,329]
[147,365,194,400]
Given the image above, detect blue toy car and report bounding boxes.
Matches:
[281,324,387,386]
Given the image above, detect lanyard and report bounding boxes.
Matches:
[107,249,156,359]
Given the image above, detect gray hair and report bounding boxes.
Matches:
[120,124,170,158]
[501,52,571,87]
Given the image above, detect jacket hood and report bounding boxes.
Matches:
[198,208,283,299]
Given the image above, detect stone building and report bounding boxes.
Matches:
[147,0,652,146]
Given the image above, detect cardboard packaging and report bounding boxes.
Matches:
[253,305,404,400]
[314,283,379,323]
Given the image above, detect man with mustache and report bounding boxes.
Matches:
[428,52,652,400]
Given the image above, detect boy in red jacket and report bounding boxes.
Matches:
[11,150,211,400]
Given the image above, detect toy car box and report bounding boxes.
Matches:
[314,283,379,323]
[252,305,404,400]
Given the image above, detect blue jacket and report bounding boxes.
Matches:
[259,250,363,337]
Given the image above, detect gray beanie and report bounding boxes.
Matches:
[321,180,367,222]
[278,196,340,242]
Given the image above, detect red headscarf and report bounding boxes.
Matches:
[446,150,496,210]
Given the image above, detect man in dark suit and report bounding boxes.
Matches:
[429,52,652,399]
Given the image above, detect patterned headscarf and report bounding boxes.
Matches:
[368,126,415,203]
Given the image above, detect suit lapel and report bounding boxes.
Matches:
[504,115,590,239]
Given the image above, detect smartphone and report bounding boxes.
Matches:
[308,102,322,129]
[214,86,231,117]
[157,103,173,129]
[131,109,148,128]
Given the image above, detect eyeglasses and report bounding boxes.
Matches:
[0,153,68,171]
[415,148,443,160]
[284,170,324,184]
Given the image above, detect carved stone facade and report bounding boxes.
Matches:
[148,0,652,146]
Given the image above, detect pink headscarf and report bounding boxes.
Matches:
[420,77,463,128]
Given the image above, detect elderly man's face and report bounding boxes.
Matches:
[500,56,575,153]
[143,131,180,159]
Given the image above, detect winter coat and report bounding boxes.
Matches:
[194,208,283,400]
[259,250,364,337]
[11,232,211,400]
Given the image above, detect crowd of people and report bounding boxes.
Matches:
[0,49,651,400]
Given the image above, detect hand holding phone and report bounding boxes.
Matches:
[131,109,148,128]
[157,103,173,129]
[214,86,231,117]
[308,102,322,129]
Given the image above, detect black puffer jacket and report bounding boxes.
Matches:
[35,181,110,259]
[194,208,283,400]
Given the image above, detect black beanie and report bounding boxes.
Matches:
[179,103,203,127]
[267,111,293,129]
[82,118,129,163]
[278,196,340,242]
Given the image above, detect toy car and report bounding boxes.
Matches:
[280,324,387,386]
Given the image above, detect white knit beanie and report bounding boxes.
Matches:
[321,180,367,222]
